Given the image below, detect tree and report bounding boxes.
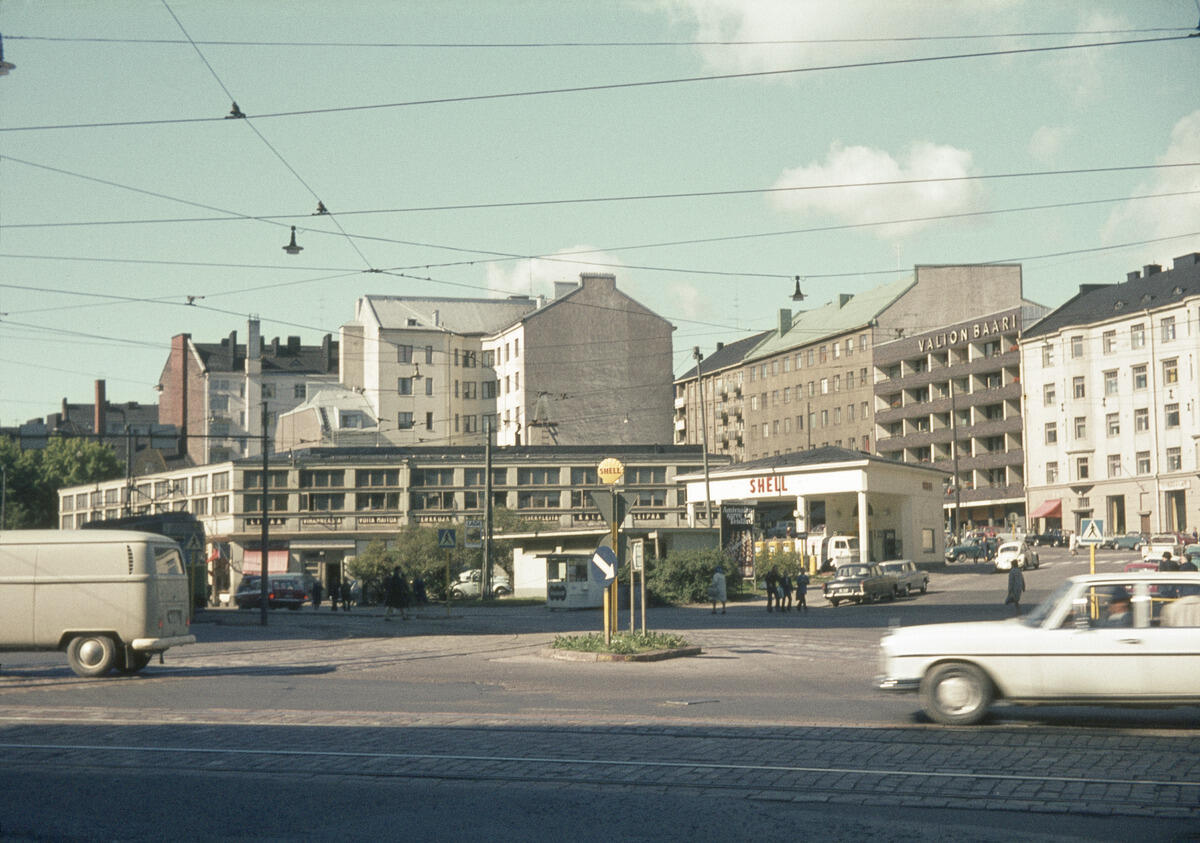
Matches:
[0,436,122,529]
[347,539,397,605]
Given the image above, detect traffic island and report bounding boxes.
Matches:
[542,632,700,662]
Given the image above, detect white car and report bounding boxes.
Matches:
[877,572,1200,725]
[993,540,1039,572]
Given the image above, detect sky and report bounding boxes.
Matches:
[1,0,1199,427]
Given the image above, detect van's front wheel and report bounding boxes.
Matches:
[66,634,118,677]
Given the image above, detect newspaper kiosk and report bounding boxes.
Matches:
[544,553,605,609]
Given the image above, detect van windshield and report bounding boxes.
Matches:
[154,545,184,576]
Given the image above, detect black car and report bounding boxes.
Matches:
[234,576,307,610]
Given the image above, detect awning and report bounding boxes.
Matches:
[241,549,290,574]
[1029,498,1062,519]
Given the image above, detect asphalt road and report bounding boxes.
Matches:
[1,546,1197,841]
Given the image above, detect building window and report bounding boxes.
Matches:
[411,468,453,486]
[820,378,829,394]
[191,475,208,495]
[356,469,399,487]
[299,470,344,488]
[1042,383,1055,406]
[517,467,558,485]
[1165,403,1180,428]
[1163,358,1179,385]
[301,493,345,512]
[425,412,433,430]
[462,415,478,433]
[1046,462,1058,483]
[1106,413,1119,437]
[293,384,306,400]
[1070,335,1084,358]
[1107,454,1121,477]
[1075,456,1089,480]
[820,410,829,427]
[1167,447,1182,471]
[213,472,230,491]
[1134,408,1149,432]
[1136,451,1151,474]
[482,380,496,399]
[1072,376,1085,399]
[1044,422,1057,445]
[356,492,399,511]
[1130,323,1145,349]
[463,381,477,399]
[397,345,413,363]
[1102,330,1116,354]
[1042,345,1055,366]
[1161,316,1176,342]
[1132,364,1147,390]
[517,491,558,509]
[1103,370,1118,396]
[397,377,413,395]
[1074,417,1087,439]
[397,411,414,430]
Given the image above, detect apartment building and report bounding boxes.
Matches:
[1022,252,1200,536]
[158,318,339,464]
[673,332,769,461]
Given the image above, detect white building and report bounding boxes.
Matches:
[1021,252,1200,535]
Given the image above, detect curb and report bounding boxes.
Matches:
[540,646,702,663]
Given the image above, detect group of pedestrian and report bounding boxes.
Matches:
[763,566,809,613]
[384,566,411,620]
[310,578,353,611]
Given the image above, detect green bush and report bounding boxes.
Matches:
[551,631,690,654]
[646,548,742,605]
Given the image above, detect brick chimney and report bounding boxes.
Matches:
[94,380,107,438]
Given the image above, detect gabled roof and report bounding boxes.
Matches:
[676,331,771,381]
[745,275,915,362]
[193,339,337,375]
[358,295,538,335]
[1021,253,1200,340]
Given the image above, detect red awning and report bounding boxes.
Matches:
[1029,498,1062,519]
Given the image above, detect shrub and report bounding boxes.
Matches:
[646,548,742,605]
[551,631,690,654]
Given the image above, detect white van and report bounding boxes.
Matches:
[0,529,196,677]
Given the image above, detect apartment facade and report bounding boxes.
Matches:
[673,332,769,461]
[1022,252,1200,536]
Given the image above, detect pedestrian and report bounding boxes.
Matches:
[1180,557,1197,573]
[778,569,793,612]
[764,566,779,612]
[795,568,810,612]
[412,574,428,605]
[1004,563,1025,616]
[1068,531,1079,556]
[384,566,410,620]
[340,579,352,611]
[329,579,339,611]
[1161,551,1180,572]
[708,565,727,614]
[311,579,322,610]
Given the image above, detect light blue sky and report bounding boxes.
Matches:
[2,0,1199,426]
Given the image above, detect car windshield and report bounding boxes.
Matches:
[1023,580,1073,627]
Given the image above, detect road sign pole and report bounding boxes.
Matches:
[1090,544,1095,576]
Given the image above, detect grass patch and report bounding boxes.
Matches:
[550,631,691,654]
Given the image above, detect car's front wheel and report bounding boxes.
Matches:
[919,662,994,726]
[956,553,969,563]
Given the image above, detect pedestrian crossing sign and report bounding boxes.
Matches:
[1079,518,1104,545]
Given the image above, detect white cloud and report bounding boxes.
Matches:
[1029,125,1072,163]
[483,248,628,298]
[1102,110,1200,247]
[769,141,981,237]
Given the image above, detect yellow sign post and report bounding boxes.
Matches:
[598,459,624,645]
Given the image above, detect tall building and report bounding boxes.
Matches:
[1022,252,1200,536]
[673,332,769,461]
[340,272,675,449]
[158,318,339,465]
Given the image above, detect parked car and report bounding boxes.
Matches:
[1123,560,1159,572]
[1100,532,1146,551]
[879,560,929,597]
[1025,529,1065,547]
[944,538,993,564]
[823,564,898,606]
[993,541,1039,572]
[449,568,512,599]
[877,572,1200,725]
[234,575,307,610]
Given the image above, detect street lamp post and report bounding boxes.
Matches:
[692,347,713,527]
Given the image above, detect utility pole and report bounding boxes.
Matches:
[692,347,713,527]
[259,401,270,627]
[482,416,492,601]
[950,376,962,540]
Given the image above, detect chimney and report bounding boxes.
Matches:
[1126,270,1141,283]
[1172,253,1200,269]
[322,334,334,372]
[838,293,853,308]
[227,330,238,369]
[554,281,577,300]
[778,308,792,336]
[287,336,300,353]
[1144,264,1162,277]
[248,318,261,361]
[94,380,106,438]
[715,342,725,351]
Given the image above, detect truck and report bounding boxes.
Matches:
[0,529,196,677]
[806,534,861,570]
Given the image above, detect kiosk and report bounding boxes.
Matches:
[544,553,606,609]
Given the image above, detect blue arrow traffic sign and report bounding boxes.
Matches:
[591,544,617,586]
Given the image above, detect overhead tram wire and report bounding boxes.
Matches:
[160,0,376,271]
[2,33,1194,133]
[8,27,1194,48]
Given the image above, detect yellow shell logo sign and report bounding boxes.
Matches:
[597,458,625,485]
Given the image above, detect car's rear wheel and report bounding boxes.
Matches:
[919,662,993,726]
[829,598,840,607]
[956,553,968,563]
[66,634,118,678]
